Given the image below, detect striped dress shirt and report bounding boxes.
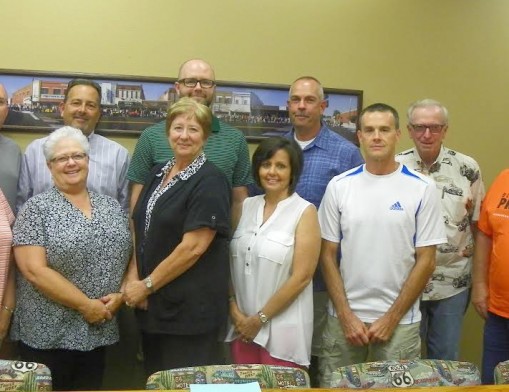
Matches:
[0,189,14,305]
[17,132,130,212]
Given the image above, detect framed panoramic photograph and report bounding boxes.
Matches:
[0,69,363,143]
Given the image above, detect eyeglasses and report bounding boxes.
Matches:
[51,153,88,165]
[177,78,216,88]
[410,124,445,134]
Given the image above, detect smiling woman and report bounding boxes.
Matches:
[124,97,231,377]
[226,137,321,369]
[11,126,132,391]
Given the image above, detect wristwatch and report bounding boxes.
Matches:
[144,276,155,293]
[258,311,269,324]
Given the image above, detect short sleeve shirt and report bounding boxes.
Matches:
[477,169,509,317]
[0,189,14,305]
[397,146,485,300]
[11,188,132,350]
[133,160,231,335]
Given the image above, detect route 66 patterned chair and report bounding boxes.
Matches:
[330,359,481,389]
[0,359,52,391]
[494,360,509,384]
[146,364,310,390]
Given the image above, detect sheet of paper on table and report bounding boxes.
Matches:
[190,382,261,392]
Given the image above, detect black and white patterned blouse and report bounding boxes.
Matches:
[144,152,206,234]
[11,187,132,351]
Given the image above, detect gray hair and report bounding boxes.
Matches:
[407,99,449,124]
[289,76,325,100]
[43,126,90,161]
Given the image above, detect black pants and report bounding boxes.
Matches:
[19,342,106,391]
[142,329,221,378]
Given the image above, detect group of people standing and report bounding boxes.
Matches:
[0,57,507,390]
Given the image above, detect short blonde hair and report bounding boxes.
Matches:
[165,97,213,138]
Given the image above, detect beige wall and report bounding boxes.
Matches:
[3,0,507,367]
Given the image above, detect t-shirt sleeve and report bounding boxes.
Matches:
[184,170,231,237]
[127,130,154,185]
[0,190,14,227]
[477,170,509,236]
[415,179,447,247]
[231,135,254,188]
[318,179,341,243]
[13,198,46,247]
[470,162,485,222]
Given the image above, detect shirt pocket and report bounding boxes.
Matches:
[259,231,294,265]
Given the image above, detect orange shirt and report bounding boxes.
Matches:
[0,189,14,305]
[478,169,509,317]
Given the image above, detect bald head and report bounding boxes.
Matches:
[175,59,216,107]
[0,84,8,129]
[178,59,215,80]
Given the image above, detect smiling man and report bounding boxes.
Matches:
[17,79,130,212]
[396,99,485,361]
[284,76,363,386]
[318,103,446,387]
[127,59,252,229]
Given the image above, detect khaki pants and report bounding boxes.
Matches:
[312,291,329,356]
[319,314,421,387]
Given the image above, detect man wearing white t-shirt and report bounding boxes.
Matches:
[318,103,446,387]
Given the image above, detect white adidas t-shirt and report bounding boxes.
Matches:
[318,163,446,324]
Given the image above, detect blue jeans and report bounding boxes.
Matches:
[420,289,469,360]
[482,312,509,384]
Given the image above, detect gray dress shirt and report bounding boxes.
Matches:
[0,134,21,212]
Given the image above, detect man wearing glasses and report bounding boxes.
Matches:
[127,59,252,227]
[396,99,485,361]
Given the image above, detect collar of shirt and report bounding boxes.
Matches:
[287,123,329,151]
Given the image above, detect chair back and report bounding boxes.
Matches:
[495,360,509,384]
[0,359,52,391]
[146,364,309,390]
[330,359,481,389]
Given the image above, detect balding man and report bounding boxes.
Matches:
[285,76,363,385]
[0,84,21,212]
[128,59,252,225]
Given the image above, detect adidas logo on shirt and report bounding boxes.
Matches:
[390,201,404,211]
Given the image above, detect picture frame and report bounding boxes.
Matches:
[0,69,363,144]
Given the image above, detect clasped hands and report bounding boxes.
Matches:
[230,306,262,343]
[341,311,399,346]
[79,293,123,325]
[122,279,149,310]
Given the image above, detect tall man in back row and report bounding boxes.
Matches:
[396,99,485,360]
[284,76,363,385]
[127,59,252,225]
[318,103,446,387]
